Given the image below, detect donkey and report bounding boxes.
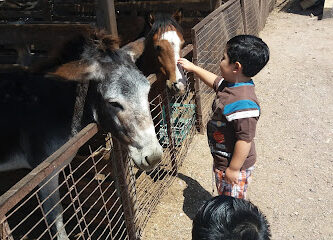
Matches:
[0,30,163,240]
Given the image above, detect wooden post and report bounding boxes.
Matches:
[211,0,222,10]
[0,219,14,240]
[96,0,118,37]
[111,139,139,240]
[323,0,333,19]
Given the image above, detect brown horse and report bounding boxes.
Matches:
[136,10,187,95]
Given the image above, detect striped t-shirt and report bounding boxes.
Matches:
[207,77,260,171]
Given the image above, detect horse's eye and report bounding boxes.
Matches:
[109,101,124,110]
[155,45,162,51]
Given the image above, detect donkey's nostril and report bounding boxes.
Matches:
[145,156,150,166]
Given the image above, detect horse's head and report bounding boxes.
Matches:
[46,30,163,171]
[145,10,186,95]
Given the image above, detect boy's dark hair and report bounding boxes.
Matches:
[192,196,271,240]
[226,35,269,77]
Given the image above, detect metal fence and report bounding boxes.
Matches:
[192,0,275,131]
[0,0,274,239]
[0,47,196,240]
[0,124,132,240]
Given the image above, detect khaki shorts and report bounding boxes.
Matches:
[214,166,254,199]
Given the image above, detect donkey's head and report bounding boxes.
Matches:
[46,30,162,171]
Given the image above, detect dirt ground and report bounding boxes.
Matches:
[142,1,333,240]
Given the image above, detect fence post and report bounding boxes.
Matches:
[0,219,14,240]
[96,0,118,37]
[191,28,204,134]
[111,138,139,240]
[163,90,178,174]
[240,0,248,34]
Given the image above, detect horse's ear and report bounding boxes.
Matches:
[45,60,92,82]
[173,8,183,23]
[121,37,145,62]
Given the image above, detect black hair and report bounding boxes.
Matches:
[226,35,269,77]
[192,196,271,240]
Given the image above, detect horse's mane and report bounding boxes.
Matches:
[146,12,183,41]
[32,29,120,73]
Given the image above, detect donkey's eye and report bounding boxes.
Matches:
[109,101,124,110]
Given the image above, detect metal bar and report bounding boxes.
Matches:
[0,123,98,220]
[192,0,237,31]
[191,28,204,133]
[181,44,193,58]
[240,0,248,34]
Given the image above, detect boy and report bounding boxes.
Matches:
[178,35,269,199]
[192,195,271,240]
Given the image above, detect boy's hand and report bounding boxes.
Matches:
[225,167,239,185]
[177,58,196,72]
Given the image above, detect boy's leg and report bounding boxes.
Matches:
[214,166,254,199]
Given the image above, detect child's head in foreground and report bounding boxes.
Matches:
[220,35,270,81]
[192,195,271,240]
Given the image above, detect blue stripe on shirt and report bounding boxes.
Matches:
[227,80,254,88]
[223,99,260,115]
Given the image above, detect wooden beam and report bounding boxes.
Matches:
[96,0,118,36]
[115,1,212,12]
[0,24,93,45]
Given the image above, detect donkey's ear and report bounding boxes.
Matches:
[173,8,183,23]
[147,12,155,27]
[121,37,145,62]
[45,60,92,82]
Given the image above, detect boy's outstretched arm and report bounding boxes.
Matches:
[177,58,218,88]
[225,140,252,184]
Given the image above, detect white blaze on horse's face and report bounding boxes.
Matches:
[160,30,186,94]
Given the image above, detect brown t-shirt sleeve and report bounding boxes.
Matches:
[213,77,224,92]
[233,117,258,141]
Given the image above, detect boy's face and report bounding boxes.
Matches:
[219,48,236,82]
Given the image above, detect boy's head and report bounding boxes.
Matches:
[192,196,271,240]
[221,35,269,79]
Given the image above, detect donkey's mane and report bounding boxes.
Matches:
[32,29,120,73]
[146,12,183,41]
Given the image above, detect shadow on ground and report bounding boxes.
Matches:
[177,173,212,220]
[279,0,324,19]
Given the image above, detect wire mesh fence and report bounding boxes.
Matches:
[191,0,275,131]
[132,69,197,236]
[0,124,131,240]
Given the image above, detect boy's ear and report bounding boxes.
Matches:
[233,61,242,74]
